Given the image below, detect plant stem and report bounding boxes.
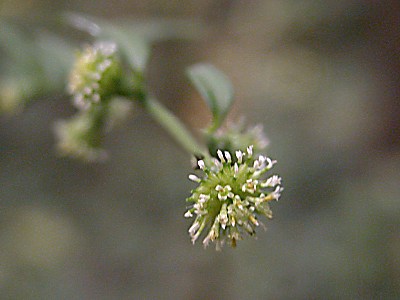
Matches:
[142,96,209,159]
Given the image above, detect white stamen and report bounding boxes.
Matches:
[194,203,205,215]
[266,157,277,169]
[198,160,205,170]
[242,179,258,193]
[83,87,92,95]
[92,72,101,81]
[247,145,253,156]
[233,163,239,177]
[98,42,117,56]
[198,194,209,203]
[74,93,84,103]
[216,185,232,200]
[263,175,282,187]
[250,215,259,226]
[188,174,201,183]
[215,185,223,192]
[218,213,228,229]
[272,186,284,200]
[224,151,232,163]
[202,235,211,247]
[191,231,201,244]
[213,158,223,169]
[218,194,227,201]
[217,150,225,163]
[254,156,267,170]
[258,155,266,164]
[253,160,260,169]
[236,150,244,163]
[92,93,100,102]
[188,221,199,235]
[97,60,111,72]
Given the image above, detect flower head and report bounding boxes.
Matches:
[185,146,283,249]
[68,41,122,110]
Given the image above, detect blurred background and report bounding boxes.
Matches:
[1,1,400,299]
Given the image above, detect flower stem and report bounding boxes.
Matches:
[142,96,209,158]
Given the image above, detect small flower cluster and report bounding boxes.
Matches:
[208,119,270,157]
[54,112,107,161]
[68,41,121,110]
[55,41,135,161]
[185,145,283,249]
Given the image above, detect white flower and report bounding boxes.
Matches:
[185,145,283,249]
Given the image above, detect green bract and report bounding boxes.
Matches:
[185,146,283,249]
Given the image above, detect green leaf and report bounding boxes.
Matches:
[0,22,39,73]
[35,32,74,86]
[64,13,150,72]
[115,18,207,43]
[187,63,234,130]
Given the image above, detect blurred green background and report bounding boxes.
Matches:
[1,1,400,299]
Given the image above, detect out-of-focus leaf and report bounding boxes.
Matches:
[35,32,74,85]
[0,23,76,113]
[0,75,41,114]
[116,18,207,43]
[0,22,39,72]
[65,13,150,72]
[187,63,234,130]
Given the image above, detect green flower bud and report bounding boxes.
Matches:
[185,146,283,250]
[0,79,23,114]
[208,119,269,157]
[106,97,135,130]
[54,111,107,162]
[68,41,122,110]
[0,77,36,114]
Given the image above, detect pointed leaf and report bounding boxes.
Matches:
[187,63,234,128]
